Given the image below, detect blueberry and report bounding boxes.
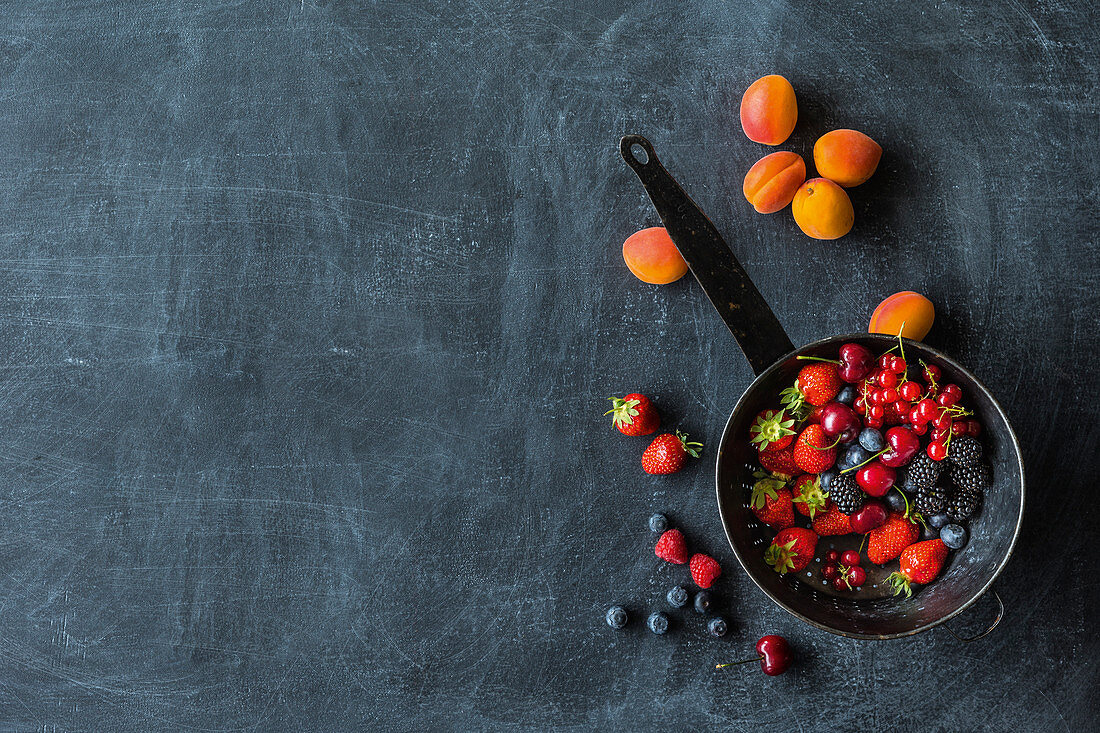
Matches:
[819,469,837,491]
[839,444,872,471]
[859,428,885,453]
[605,606,628,630]
[941,524,968,549]
[885,489,907,512]
[693,590,713,614]
[647,611,669,635]
[649,513,668,533]
[927,513,951,528]
[667,585,689,608]
[836,385,857,405]
[707,616,728,638]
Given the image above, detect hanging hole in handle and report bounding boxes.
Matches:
[943,589,1004,642]
[620,135,655,170]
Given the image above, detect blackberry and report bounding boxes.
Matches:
[829,472,865,514]
[950,462,991,494]
[948,435,983,466]
[915,483,947,516]
[906,452,943,491]
[947,487,982,522]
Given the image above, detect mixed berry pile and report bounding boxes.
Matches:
[749,340,992,596]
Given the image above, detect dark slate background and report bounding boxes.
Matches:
[0,0,1096,730]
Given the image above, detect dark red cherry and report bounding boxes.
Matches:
[856,462,896,497]
[838,344,874,383]
[819,403,861,443]
[756,635,793,675]
[849,499,888,533]
[881,427,920,467]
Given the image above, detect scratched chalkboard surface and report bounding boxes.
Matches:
[0,1,1097,730]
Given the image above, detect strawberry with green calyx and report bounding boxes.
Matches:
[811,504,852,536]
[791,474,830,519]
[750,476,796,530]
[749,409,796,452]
[792,424,838,474]
[758,444,799,477]
[866,511,920,565]
[765,527,819,574]
[888,539,949,598]
[605,393,659,436]
[779,385,808,421]
[791,362,843,407]
[641,431,702,475]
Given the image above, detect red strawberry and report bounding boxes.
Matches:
[758,445,799,476]
[888,539,949,597]
[641,431,702,475]
[811,504,851,536]
[690,553,722,588]
[750,476,795,530]
[605,393,659,436]
[792,424,837,474]
[791,474,831,518]
[749,409,795,452]
[654,529,689,564]
[794,363,843,406]
[866,512,920,565]
[765,527,818,574]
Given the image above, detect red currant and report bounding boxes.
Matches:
[917,398,938,422]
[899,381,921,401]
[882,387,900,403]
[911,422,929,436]
[833,575,851,591]
[966,419,982,437]
[890,356,907,373]
[927,441,948,461]
[847,565,867,587]
[930,428,950,443]
[951,421,968,436]
[823,563,839,581]
[908,406,925,425]
[923,364,942,383]
[840,550,861,566]
[936,391,959,407]
[854,400,867,416]
[868,404,884,420]
[942,383,962,401]
[879,354,894,369]
[824,549,839,563]
[878,371,899,389]
[866,416,884,429]
[933,411,953,431]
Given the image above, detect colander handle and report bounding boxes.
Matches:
[944,588,1004,642]
[620,135,795,375]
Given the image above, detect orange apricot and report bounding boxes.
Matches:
[814,129,882,187]
[790,178,854,239]
[869,292,935,341]
[622,227,688,284]
[743,152,806,214]
[740,75,797,146]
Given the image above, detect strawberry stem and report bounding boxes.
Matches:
[715,657,764,669]
[796,355,841,365]
[840,448,888,474]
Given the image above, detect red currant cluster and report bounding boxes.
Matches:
[849,351,978,462]
[822,549,866,591]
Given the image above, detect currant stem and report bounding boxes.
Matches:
[796,356,841,364]
[715,657,764,669]
[840,448,888,474]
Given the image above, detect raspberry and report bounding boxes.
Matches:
[654,529,689,564]
[689,553,722,588]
